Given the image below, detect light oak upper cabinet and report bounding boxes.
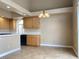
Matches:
[0,17,16,32]
[23,17,33,28]
[32,17,40,29]
[23,16,40,29]
[9,19,16,32]
[27,35,40,46]
[0,17,9,29]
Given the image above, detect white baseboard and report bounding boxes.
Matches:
[40,44,72,48]
[40,44,78,57]
[0,48,21,58]
[72,47,78,57]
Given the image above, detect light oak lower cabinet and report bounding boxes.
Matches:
[27,35,40,46]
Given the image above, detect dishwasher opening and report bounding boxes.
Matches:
[20,35,27,46]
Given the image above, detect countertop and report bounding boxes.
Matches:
[21,32,40,35]
[0,32,40,37]
[0,33,19,38]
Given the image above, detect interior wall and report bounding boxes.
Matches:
[78,2,79,57]
[11,12,22,18]
[0,8,11,18]
[40,13,72,46]
[73,0,78,56]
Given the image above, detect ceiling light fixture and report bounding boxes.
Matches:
[39,10,50,18]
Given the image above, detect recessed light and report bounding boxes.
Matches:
[6,6,10,8]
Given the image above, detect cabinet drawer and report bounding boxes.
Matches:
[27,35,40,46]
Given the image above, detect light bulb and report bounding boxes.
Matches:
[42,15,46,18]
[39,13,43,18]
[45,13,50,17]
[39,10,50,18]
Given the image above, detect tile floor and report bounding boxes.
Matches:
[0,46,78,59]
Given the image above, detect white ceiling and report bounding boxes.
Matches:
[29,0,73,11]
[0,0,73,16]
[0,1,21,15]
[0,0,31,16]
[11,0,30,10]
[0,0,73,12]
[0,2,10,11]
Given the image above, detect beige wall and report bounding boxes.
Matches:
[0,8,22,18]
[78,2,79,57]
[73,0,78,56]
[40,13,72,46]
[11,12,22,18]
[0,8,11,18]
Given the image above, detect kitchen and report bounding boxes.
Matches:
[0,12,41,57]
[0,0,79,59]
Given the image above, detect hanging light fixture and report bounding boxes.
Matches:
[39,10,50,18]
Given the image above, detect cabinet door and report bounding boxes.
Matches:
[32,35,40,46]
[32,16,40,29]
[27,35,40,46]
[0,18,9,30]
[9,19,16,32]
[27,35,32,46]
[23,17,33,28]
